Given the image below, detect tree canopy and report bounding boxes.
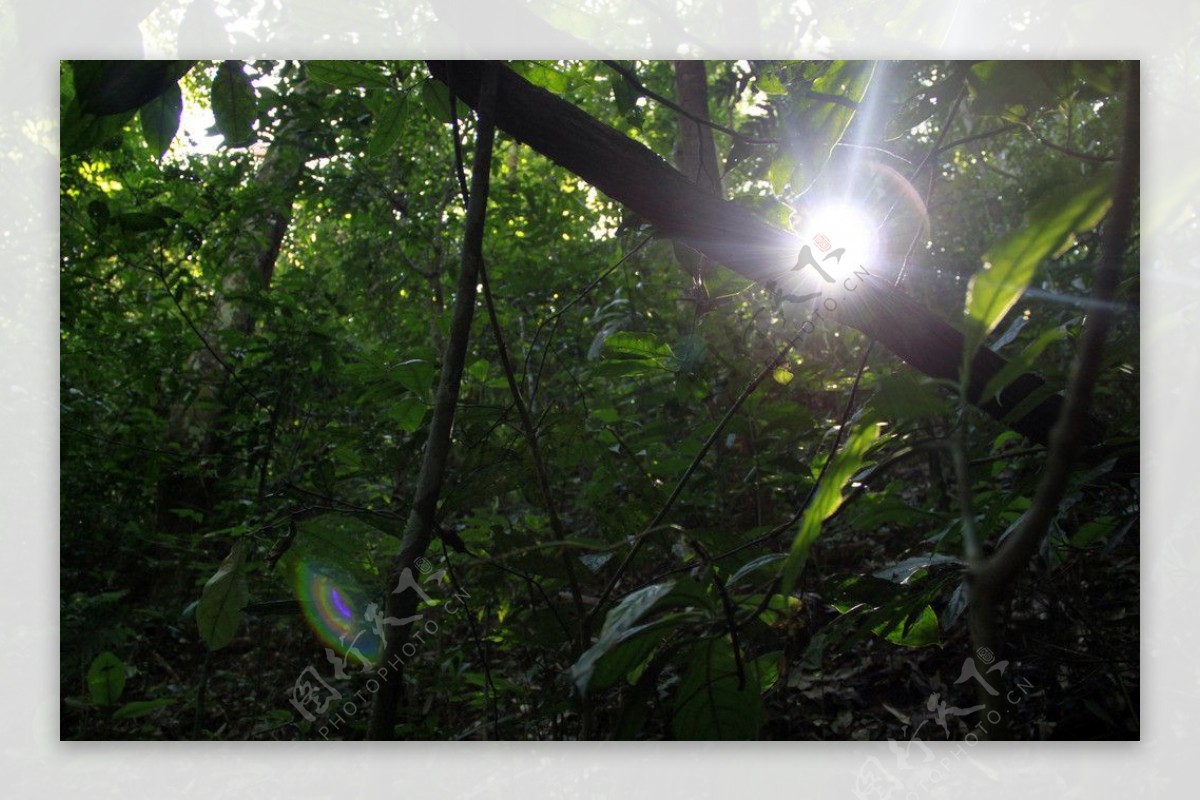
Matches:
[60,59,1138,741]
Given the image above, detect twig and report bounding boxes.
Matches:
[603,60,775,145]
[1019,118,1116,164]
[478,260,589,645]
[586,327,807,625]
[438,539,499,737]
[936,124,1020,154]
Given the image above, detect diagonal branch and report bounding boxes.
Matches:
[427,60,1123,463]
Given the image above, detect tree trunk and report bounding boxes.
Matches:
[153,116,309,597]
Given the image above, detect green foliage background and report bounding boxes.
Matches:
[60,60,1137,740]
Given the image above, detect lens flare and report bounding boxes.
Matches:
[802,202,881,274]
[289,558,383,666]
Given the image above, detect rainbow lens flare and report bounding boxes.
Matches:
[288,558,383,666]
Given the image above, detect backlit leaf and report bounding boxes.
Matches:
[87,651,126,705]
[211,60,257,147]
[963,167,1114,369]
[781,420,882,596]
[308,61,392,89]
[197,540,248,651]
[139,82,182,159]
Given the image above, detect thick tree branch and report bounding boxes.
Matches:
[427,60,1121,461]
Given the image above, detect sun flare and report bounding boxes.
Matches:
[801,201,881,276]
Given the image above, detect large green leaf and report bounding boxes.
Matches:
[392,358,436,397]
[780,61,874,195]
[967,61,1072,119]
[569,582,685,696]
[196,540,248,651]
[578,617,682,694]
[307,60,392,89]
[368,95,409,159]
[74,60,193,116]
[962,167,1115,369]
[113,698,176,719]
[87,651,126,705]
[589,330,676,377]
[781,420,882,596]
[600,331,672,361]
[979,325,1070,403]
[510,61,571,94]
[671,640,765,740]
[211,60,257,147]
[387,396,427,434]
[876,604,941,648]
[139,82,182,159]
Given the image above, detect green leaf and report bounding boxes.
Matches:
[782,61,874,195]
[967,61,1072,119]
[139,82,182,159]
[387,396,427,434]
[963,167,1115,368]
[511,61,570,94]
[599,582,676,639]
[873,554,964,584]
[420,80,455,124]
[392,359,436,397]
[1071,61,1122,97]
[979,326,1070,403]
[211,60,257,147]
[87,652,126,705]
[751,650,784,692]
[1071,516,1120,548]
[610,69,641,120]
[756,68,788,95]
[74,60,193,116]
[569,582,680,696]
[590,330,676,377]
[601,331,672,361]
[728,553,787,587]
[307,61,392,89]
[672,640,764,740]
[877,604,940,647]
[368,95,408,159]
[60,99,134,158]
[466,358,490,384]
[767,148,796,195]
[113,698,176,719]
[586,618,680,692]
[781,420,882,596]
[657,576,716,614]
[196,540,248,651]
[870,373,950,423]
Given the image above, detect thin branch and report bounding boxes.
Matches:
[588,325,818,624]
[479,260,588,644]
[936,124,1020,154]
[967,61,1139,737]
[602,60,775,145]
[150,251,269,413]
[438,539,499,737]
[1019,118,1116,164]
[522,234,654,394]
